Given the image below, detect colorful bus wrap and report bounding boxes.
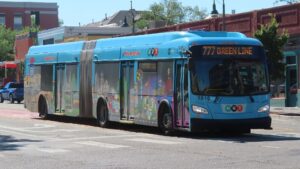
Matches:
[25,31,272,134]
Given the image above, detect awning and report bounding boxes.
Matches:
[0,61,17,69]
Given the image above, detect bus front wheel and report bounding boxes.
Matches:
[97,102,109,128]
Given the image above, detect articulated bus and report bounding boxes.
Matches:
[24,31,271,134]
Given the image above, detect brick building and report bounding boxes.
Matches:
[5,1,59,82]
[0,1,58,30]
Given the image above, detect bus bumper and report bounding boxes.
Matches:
[190,117,272,132]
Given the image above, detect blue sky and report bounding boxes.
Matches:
[2,0,290,26]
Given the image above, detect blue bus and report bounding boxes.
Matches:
[24,31,271,134]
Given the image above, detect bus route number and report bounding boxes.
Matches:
[202,46,253,56]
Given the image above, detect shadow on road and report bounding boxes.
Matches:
[0,135,41,152]
[38,115,300,143]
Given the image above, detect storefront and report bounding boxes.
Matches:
[0,61,17,87]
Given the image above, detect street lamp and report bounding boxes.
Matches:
[130,0,135,33]
[222,0,226,31]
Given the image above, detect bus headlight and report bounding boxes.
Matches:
[192,105,208,114]
[258,104,270,113]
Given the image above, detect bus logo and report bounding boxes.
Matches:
[148,48,159,56]
[222,104,245,113]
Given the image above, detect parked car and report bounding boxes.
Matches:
[0,82,24,104]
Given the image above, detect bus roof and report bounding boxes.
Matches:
[26,31,263,63]
[95,31,261,49]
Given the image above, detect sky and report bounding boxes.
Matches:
[1,0,290,26]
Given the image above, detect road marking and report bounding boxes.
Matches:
[127,138,182,145]
[75,141,129,149]
[37,148,69,153]
[217,140,234,144]
[0,129,40,138]
[50,134,137,142]
[23,123,55,130]
[262,145,280,149]
[268,133,300,138]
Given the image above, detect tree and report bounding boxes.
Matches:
[0,26,16,61]
[136,0,207,29]
[254,15,289,82]
[274,0,300,4]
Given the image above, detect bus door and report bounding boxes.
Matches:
[55,64,65,113]
[175,60,190,128]
[120,62,135,121]
[286,55,298,107]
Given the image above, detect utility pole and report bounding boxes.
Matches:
[130,0,135,33]
[222,0,226,31]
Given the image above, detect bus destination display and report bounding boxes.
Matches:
[202,46,253,56]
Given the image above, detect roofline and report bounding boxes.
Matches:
[0,1,58,9]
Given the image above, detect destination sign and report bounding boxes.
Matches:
[202,46,253,56]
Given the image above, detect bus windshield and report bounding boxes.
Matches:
[190,45,269,96]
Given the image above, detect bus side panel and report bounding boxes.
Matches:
[93,62,120,121]
[24,65,41,112]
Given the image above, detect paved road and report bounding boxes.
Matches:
[0,102,300,169]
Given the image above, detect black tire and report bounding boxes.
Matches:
[9,95,14,104]
[159,106,173,135]
[17,100,21,104]
[97,102,109,128]
[0,94,3,103]
[39,98,48,119]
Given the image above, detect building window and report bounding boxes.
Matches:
[14,15,23,30]
[0,14,5,26]
[31,11,40,26]
[43,38,54,45]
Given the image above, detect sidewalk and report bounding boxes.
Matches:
[270,107,300,116]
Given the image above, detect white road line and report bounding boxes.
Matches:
[0,129,41,138]
[262,145,280,149]
[75,141,129,149]
[36,148,69,153]
[50,134,138,142]
[127,138,182,145]
[29,129,81,133]
[23,123,55,130]
[217,140,234,144]
[267,133,300,138]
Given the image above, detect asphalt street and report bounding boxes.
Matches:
[0,102,300,169]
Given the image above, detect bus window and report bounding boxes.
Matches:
[41,65,53,91]
[157,61,173,96]
[95,62,120,94]
[139,62,157,96]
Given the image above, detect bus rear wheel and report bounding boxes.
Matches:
[38,97,48,119]
[97,102,109,128]
[159,106,173,135]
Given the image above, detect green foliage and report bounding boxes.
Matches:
[274,0,300,4]
[254,15,289,82]
[136,0,207,29]
[16,26,40,36]
[0,26,16,61]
